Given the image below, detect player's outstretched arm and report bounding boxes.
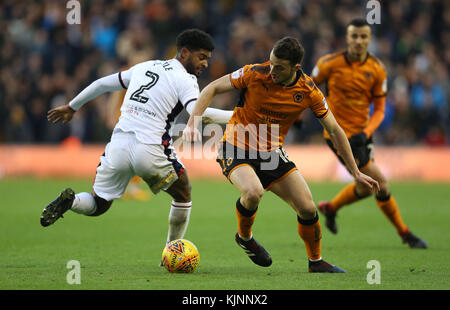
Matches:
[185,102,232,125]
[47,71,131,124]
[319,112,380,192]
[183,74,235,142]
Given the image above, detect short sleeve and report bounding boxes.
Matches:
[309,87,329,119]
[229,65,254,89]
[372,65,387,97]
[118,66,135,89]
[311,57,331,85]
[179,74,200,107]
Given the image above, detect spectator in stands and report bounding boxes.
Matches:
[0,0,448,145]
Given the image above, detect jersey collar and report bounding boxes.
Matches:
[172,58,188,72]
[283,70,303,87]
[343,50,370,66]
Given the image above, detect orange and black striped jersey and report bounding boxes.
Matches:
[311,50,387,138]
[225,61,329,151]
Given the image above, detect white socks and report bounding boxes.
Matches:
[166,201,192,243]
[71,192,97,215]
[70,195,191,241]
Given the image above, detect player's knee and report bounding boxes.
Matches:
[242,187,264,207]
[165,172,192,202]
[297,200,317,219]
[379,180,389,194]
[376,181,390,200]
[304,201,317,216]
[355,182,373,198]
[168,183,191,202]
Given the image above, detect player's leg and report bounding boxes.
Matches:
[321,139,372,211]
[360,161,404,230]
[229,164,264,239]
[360,162,427,248]
[134,142,193,245]
[228,164,272,267]
[41,133,132,227]
[318,139,372,233]
[269,170,345,273]
[132,143,193,267]
[163,170,192,243]
[318,178,371,234]
[70,133,134,216]
[215,142,271,267]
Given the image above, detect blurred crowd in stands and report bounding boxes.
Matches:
[0,0,448,146]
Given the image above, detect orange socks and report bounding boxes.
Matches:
[376,194,409,235]
[330,183,356,212]
[236,198,257,240]
[329,182,367,212]
[236,196,323,261]
[329,182,409,236]
[297,213,322,261]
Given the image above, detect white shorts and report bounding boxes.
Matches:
[93,130,184,201]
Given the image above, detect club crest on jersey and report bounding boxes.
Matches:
[364,71,372,80]
[293,92,304,103]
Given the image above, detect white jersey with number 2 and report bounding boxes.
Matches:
[117,58,199,145]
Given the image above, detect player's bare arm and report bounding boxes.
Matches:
[319,112,380,192]
[183,74,234,142]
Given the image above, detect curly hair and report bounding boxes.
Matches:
[176,29,215,52]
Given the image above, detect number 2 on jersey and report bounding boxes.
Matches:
[130,71,159,103]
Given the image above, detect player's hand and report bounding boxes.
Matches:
[47,105,76,124]
[349,132,367,147]
[354,171,380,193]
[182,125,202,142]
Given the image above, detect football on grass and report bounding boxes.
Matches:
[162,239,200,273]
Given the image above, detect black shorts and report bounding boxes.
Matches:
[216,142,297,190]
[326,136,374,170]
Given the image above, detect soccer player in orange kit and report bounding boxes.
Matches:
[311,19,427,248]
[183,36,380,272]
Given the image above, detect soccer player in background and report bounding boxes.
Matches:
[41,29,233,250]
[311,19,427,248]
[183,37,379,273]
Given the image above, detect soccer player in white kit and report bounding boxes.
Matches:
[41,29,232,248]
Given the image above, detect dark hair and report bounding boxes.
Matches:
[347,18,370,29]
[272,37,305,65]
[176,29,214,52]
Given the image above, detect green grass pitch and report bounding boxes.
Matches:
[0,178,449,290]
